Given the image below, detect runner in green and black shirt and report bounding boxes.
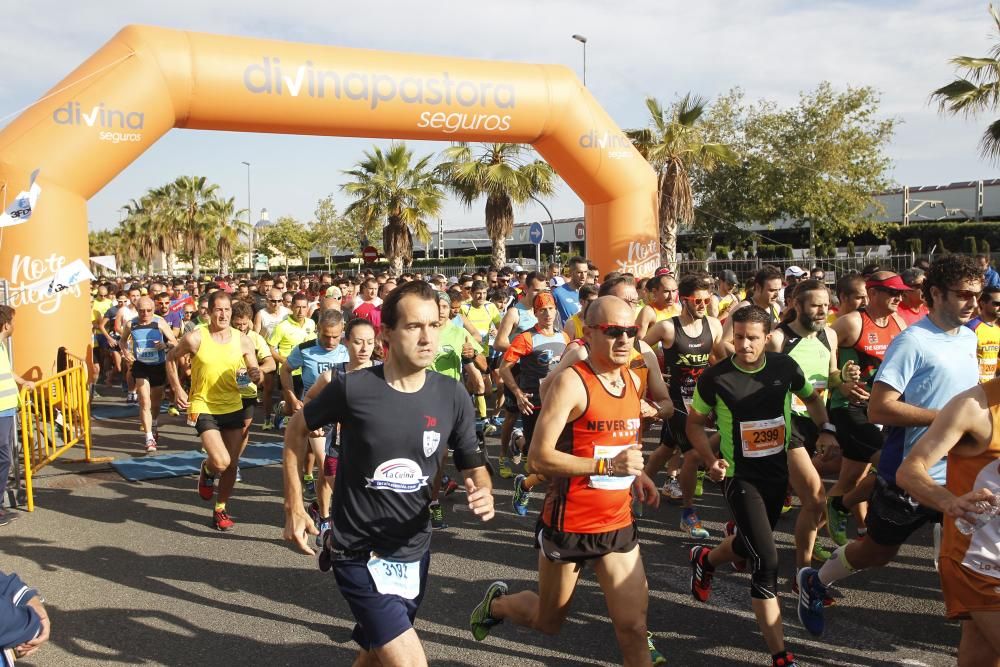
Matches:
[685,305,839,667]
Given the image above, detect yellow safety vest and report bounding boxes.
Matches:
[0,343,20,412]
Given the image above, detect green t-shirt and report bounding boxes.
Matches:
[432,322,482,381]
[777,323,831,415]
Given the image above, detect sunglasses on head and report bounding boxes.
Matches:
[592,323,639,339]
[681,296,712,306]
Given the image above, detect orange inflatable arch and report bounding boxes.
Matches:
[0,25,658,377]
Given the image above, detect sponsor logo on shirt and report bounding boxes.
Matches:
[365,458,429,493]
[423,431,441,457]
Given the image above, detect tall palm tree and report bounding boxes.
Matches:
[342,143,444,275]
[626,94,735,268]
[208,196,249,275]
[169,175,219,278]
[437,143,558,269]
[930,4,1000,162]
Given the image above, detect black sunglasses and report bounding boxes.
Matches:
[592,324,639,339]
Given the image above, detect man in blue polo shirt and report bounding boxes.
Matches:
[280,309,348,510]
[551,256,589,325]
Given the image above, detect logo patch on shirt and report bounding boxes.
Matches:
[423,430,441,457]
[868,332,879,344]
[365,458,429,493]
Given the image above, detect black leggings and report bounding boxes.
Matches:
[724,477,785,600]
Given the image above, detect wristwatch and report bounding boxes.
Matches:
[821,422,837,435]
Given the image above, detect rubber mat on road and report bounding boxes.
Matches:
[92,403,170,420]
[110,442,284,481]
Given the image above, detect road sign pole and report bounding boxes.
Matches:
[535,243,540,269]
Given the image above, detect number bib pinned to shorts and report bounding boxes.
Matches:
[588,444,636,490]
[739,417,786,458]
[367,553,422,599]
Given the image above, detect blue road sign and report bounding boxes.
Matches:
[528,222,544,245]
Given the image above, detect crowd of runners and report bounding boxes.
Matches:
[81,254,1000,666]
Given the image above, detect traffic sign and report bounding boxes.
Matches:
[528,222,544,245]
[575,222,585,240]
[362,246,379,264]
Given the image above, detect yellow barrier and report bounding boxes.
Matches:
[19,360,107,511]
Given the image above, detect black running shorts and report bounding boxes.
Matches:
[865,474,941,547]
[131,362,166,388]
[830,404,884,463]
[659,411,693,452]
[195,409,246,434]
[534,520,638,564]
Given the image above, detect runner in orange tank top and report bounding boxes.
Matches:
[898,378,1000,666]
[469,296,669,666]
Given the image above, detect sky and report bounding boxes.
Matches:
[1,0,996,236]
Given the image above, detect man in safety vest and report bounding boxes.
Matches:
[0,306,35,527]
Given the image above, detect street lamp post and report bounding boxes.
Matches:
[571,34,587,86]
[241,161,252,275]
[528,193,558,265]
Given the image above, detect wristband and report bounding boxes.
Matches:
[821,421,837,435]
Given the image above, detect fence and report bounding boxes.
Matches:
[19,353,105,511]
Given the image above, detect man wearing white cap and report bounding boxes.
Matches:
[782,266,807,309]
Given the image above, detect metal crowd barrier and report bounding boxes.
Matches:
[18,356,105,511]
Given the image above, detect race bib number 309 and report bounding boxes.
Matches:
[739,417,786,458]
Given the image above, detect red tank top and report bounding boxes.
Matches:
[540,361,641,534]
[854,310,902,388]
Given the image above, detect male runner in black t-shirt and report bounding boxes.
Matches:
[282,280,494,667]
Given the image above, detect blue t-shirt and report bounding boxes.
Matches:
[874,316,978,484]
[552,283,581,323]
[286,342,349,394]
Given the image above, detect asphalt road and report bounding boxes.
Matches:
[2,392,959,666]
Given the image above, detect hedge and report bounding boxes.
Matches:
[886,222,1000,253]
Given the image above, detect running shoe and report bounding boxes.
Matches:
[273,401,286,430]
[429,503,447,530]
[213,509,235,531]
[932,521,941,571]
[197,462,215,501]
[235,466,242,483]
[680,509,710,539]
[661,477,683,502]
[812,542,832,563]
[302,477,316,503]
[442,475,459,496]
[316,519,331,547]
[167,405,180,416]
[796,567,827,636]
[145,437,157,454]
[262,418,274,431]
[647,632,667,665]
[694,469,705,497]
[724,520,747,572]
[826,497,849,546]
[508,427,524,460]
[497,457,514,479]
[791,576,835,607]
[470,580,508,641]
[483,421,498,437]
[489,415,504,428]
[781,494,795,514]
[689,545,714,602]
[307,500,321,527]
[772,651,799,667]
[512,474,531,516]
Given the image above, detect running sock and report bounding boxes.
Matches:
[475,394,487,419]
[818,545,856,587]
[145,431,154,440]
[214,502,226,512]
[830,495,848,514]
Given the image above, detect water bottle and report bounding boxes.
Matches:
[955,496,1000,535]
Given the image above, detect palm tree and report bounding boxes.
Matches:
[207,196,248,275]
[169,175,219,278]
[626,94,736,268]
[437,143,557,269]
[342,143,444,275]
[930,5,1000,162]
